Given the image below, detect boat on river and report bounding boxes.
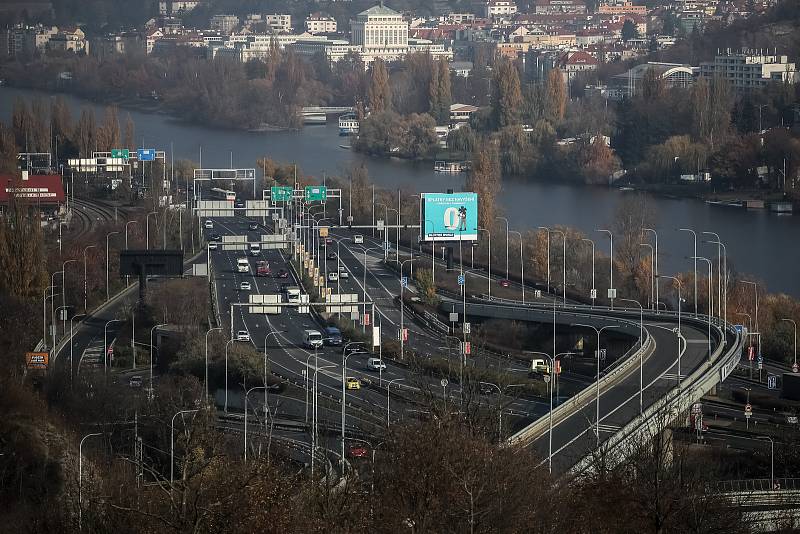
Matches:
[434,161,468,173]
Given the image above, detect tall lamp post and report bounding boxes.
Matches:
[642,227,659,310]
[146,211,157,250]
[61,259,77,334]
[205,327,223,403]
[551,228,566,305]
[223,339,234,413]
[618,298,645,414]
[691,256,714,360]
[170,409,198,487]
[581,238,596,307]
[83,245,96,312]
[125,220,138,286]
[678,228,698,315]
[639,242,655,310]
[399,259,415,359]
[105,231,120,301]
[596,229,614,308]
[703,236,728,325]
[387,378,405,426]
[659,275,683,386]
[509,230,524,303]
[69,313,86,386]
[702,231,724,319]
[538,226,551,293]
[79,432,102,531]
[573,323,617,447]
[150,323,168,399]
[103,319,123,375]
[243,385,266,462]
[477,227,491,299]
[781,318,797,370]
[262,330,285,425]
[341,342,365,467]
[496,216,510,280]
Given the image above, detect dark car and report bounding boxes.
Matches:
[248,222,258,230]
[498,279,511,288]
[235,200,244,208]
[324,326,342,346]
[275,269,289,279]
[209,234,222,242]
[327,252,337,260]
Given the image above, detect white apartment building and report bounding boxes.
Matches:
[350,4,408,59]
[485,0,518,19]
[210,14,240,34]
[700,49,798,90]
[265,14,292,33]
[306,13,337,34]
[158,1,200,16]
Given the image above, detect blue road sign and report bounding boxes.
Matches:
[138,148,156,161]
[401,276,408,288]
[768,375,777,390]
[457,274,465,286]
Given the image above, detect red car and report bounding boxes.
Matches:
[349,445,368,458]
[498,279,511,287]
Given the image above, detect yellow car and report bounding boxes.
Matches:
[345,377,361,390]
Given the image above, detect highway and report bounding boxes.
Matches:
[51,200,732,474]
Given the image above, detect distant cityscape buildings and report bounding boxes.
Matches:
[0,1,796,96]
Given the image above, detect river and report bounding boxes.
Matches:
[1,86,797,297]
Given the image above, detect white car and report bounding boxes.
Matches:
[236,330,250,342]
[353,235,364,244]
[204,220,214,229]
[339,267,349,279]
[328,271,339,282]
[208,242,218,250]
[366,358,386,371]
[240,281,251,291]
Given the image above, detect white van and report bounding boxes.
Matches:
[353,234,364,244]
[236,258,250,273]
[367,358,386,371]
[303,329,323,349]
[249,243,261,257]
[204,219,214,229]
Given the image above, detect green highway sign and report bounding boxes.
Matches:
[271,186,293,202]
[304,185,327,202]
[111,148,130,159]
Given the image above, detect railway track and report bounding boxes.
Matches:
[66,197,129,241]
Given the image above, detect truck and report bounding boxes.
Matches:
[529,359,551,377]
[285,286,301,303]
[236,257,249,273]
[256,260,271,277]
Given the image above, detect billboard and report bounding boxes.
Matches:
[26,352,49,370]
[421,192,478,242]
[120,250,185,276]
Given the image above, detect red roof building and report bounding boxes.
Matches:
[0,174,66,206]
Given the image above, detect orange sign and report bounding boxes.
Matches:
[26,352,49,370]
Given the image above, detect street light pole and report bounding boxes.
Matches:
[399,259,415,359]
[496,216,509,280]
[103,319,122,375]
[146,211,157,250]
[702,231,724,319]
[573,323,617,447]
[61,259,77,335]
[262,330,285,421]
[642,227,659,310]
[551,229,566,305]
[223,339,233,413]
[581,238,595,307]
[69,313,86,387]
[83,245,96,312]
[477,227,491,299]
[509,230,524,303]
[341,342,364,467]
[639,243,654,309]
[170,409,198,487]
[204,327,223,404]
[79,432,102,531]
[105,231,120,302]
[781,318,797,369]
[387,378,405,426]
[243,386,266,462]
[150,323,167,399]
[679,228,698,314]
[659,275,683,387]
[125,220,138,286]
[692,256,714,360]
[538,226,551,293]
[619,298,644,414]
[596,229,614,308]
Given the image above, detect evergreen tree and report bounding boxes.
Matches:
[436,59,452,125]
[622,19,640,41]
[491,58,523,129]
[368,59,392,114]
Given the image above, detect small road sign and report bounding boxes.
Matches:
[440,378,449,388]
[744,403,753,417]
[608,288,617,299]
[590,288,597,299]
[377,219,384,230]
[457,274,465,286]
[793,363,799,373]
[534,289,542,298]
[748,346,755,361]
[767,375,777,390]
[401,276,408,288]
[463,322,471,334]
[449,312,459,323]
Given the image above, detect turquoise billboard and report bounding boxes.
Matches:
[421,192,478,242]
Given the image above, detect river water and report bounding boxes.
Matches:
[1,86,797,296]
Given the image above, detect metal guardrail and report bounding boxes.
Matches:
[718,479,800,493]
[569,314,743,475]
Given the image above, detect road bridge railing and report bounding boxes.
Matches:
[569,315,743,475]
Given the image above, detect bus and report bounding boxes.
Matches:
[209,187,236,201]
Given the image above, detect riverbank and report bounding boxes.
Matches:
[619,181,795,208]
